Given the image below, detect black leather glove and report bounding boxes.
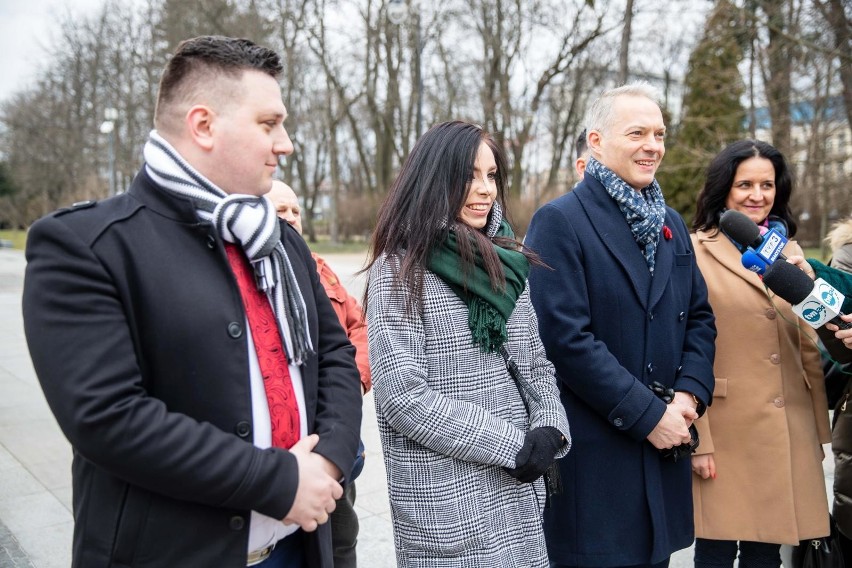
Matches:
[505,426,564,483]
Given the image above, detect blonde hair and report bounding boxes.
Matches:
[825,217,852,253]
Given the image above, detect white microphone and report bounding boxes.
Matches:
[762,260,852,330]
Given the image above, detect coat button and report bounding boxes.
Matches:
[678,311,685,322]
[766,309,777,320]
[649,313,654,321]
[769,353,780,365]
[774,397,785,408]
[228,322,242,338]
[235,421,251,438]
[229,516,245,530]
[206,234,216,249]
[676,365,683,374]
[646,363,654,374]
[613,418,624,427]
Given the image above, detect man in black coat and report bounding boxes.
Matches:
[21,36,362,568]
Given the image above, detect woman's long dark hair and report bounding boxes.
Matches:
[364,121,530,310]
[692,139,798,237]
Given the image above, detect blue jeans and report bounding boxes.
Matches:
[255,530,304,567]
[694,538,781,568]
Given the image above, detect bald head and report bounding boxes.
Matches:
[267,180,302,234]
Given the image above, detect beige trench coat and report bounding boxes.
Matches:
[691,230,831,545]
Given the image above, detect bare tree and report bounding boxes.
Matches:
[618,0,635,84]
[813,0,852,129]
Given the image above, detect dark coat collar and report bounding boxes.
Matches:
[127,166,207,225]
[573,176,674,311]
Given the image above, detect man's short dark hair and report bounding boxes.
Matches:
[154,36,283,130]
[575,129,588,160]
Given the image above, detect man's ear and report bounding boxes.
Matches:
[186,105,215,151]
[587,129,603,155]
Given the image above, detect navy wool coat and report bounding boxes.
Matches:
[525,176,716,566]
[22,168,362,568]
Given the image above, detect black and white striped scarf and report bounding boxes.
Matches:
[143,130,314,364]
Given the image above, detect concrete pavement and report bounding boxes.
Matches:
[0,248,834,567]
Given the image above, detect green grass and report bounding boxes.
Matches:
[0,230,26,250]
[803,247,827,263]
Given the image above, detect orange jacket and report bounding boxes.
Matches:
[313,253,371,393]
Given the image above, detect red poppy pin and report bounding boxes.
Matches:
[662,226,672,240]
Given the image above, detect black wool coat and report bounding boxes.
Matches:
[22,168,362,567]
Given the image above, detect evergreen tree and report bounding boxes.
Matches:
[659,0,748,223]
[0,161,14,198]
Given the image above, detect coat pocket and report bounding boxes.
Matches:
[111,485,152,565]
[390,455,486,557]
[675,252,693,266]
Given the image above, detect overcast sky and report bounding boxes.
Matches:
[0,0,104,103]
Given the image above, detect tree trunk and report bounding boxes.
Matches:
[618,0,635,85]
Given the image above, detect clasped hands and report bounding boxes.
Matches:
[283,434,343,532]
[504,426,564,483]
[646,392,698,450]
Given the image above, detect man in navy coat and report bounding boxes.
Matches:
[22,36,362,567]
[526,82,716,568]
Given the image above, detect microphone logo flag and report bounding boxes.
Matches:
[790,278,844,327]
[800,302,828,325]
[754,228,787,264]
[817,281,842,308]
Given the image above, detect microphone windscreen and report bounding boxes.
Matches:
[762,260,814,305]
[720,210,762,249]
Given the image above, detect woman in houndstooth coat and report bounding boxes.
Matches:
[365,121,571,568]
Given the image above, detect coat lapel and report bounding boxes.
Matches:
[575,178,652,309]
[647,210,675,310]
[695,229,767,294]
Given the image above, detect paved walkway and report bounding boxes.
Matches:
[0,248,833,567]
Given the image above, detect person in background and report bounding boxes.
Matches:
[826,216,852,274]
[800,217,852,565]
[22,36,362,567]
[365,120,570,567]
[690,139,830,568]
[267,179,368,568]
[526,82,716,568]
[574,128,590,179]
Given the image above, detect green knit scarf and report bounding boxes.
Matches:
[427,220,530,353]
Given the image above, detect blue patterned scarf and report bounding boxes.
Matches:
[586,157,666,274]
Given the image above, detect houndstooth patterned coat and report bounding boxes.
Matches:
[367,209,571,568]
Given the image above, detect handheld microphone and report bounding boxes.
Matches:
[719,210,788,265]
[741,249,769,275]
[761,261,852,330]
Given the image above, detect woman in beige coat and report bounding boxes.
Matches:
[690,139,831,568]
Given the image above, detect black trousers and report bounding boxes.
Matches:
[330,482,359,568]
